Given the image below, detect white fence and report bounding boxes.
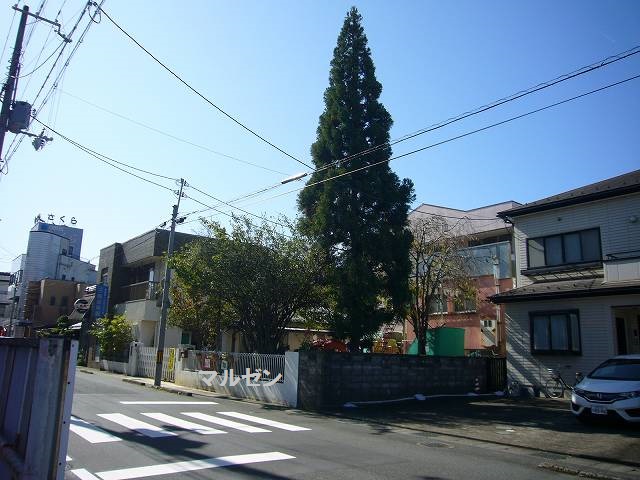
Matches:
[137,346,176,382]
[100,344,176,382]
[183,351,285,383]
[98,344,298,407]
[176,351,299,407]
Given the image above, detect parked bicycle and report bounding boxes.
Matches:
[544,369,584,398]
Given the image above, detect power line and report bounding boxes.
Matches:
[32,118,178,192]
[96,4,312,170]
[186,184,290,229]
[1,0,96,170]
[311,45,640,175]
[229,73,640,212]
[32,117,178,181]
[178,45,640,214]
[17,41,64,78]
[60,90,290,175]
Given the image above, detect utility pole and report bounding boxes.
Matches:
[154,178,185,387]
[492,255,503,355]
[0,5,29,166]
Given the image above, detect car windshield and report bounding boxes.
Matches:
[589,359,640,381]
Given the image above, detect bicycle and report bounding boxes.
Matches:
[506,379,520,397]
[544,369,583,398]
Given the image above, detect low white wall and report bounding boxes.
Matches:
[175,351,299,407]
[101,359,136,376]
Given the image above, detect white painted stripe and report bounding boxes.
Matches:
[182,412,270,433]
[71,468,101,480]
[70,416,122,444]
[140,413,226,435]
[66,455,72,461]
[218,411,311,431]
[119,401,218,405]
[96,452,294,480]
[97,413,177,438]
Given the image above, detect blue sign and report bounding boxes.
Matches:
[92,284,109,320]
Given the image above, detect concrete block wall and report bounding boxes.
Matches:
[297,351,490,409]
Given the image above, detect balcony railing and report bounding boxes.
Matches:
[604,250,640,282]
[120,281,159,302]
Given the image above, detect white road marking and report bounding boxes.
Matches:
[140,412,226,435]
[96,452,295,480]
[182,412,270,433]
[97,413,177,438]
[70,416,122,444]
[218,411,311,431]
[70,468,101,480]
[119,401,218,405]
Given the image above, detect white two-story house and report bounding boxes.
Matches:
[491,169,640,392]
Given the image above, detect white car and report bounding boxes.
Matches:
[571,354,640,423]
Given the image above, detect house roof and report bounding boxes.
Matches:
[497,169,640,219]
[490,277,640,304]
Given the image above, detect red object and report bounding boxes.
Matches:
[312,338,348,352]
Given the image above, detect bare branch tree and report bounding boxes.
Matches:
[407,215,476,355]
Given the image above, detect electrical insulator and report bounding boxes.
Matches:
[32,136,45,151]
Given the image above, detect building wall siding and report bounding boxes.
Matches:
[513,193,640,287]
[505,294,640,388]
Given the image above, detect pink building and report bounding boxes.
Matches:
[405,201,520,354]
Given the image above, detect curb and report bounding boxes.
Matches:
[538,462,628,480]
[121,378,193,396]
[330,411,640,470]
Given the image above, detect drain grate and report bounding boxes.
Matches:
[418,441,453,448]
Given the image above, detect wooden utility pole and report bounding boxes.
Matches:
[0,5,29,167]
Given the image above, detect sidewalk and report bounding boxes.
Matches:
[331,396,640,471]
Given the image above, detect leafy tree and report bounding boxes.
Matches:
[169,256,229,349]
[91,314,133,361]
[38,315,74,338]
[298,7,414,348]
[170,216,327,353]
[408,216,476,355]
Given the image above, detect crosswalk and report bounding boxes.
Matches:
[70,410,310,444]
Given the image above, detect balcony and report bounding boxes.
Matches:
[604,250,640,283]
[120,281,159,302]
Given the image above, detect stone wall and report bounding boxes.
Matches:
[297,351,497,410]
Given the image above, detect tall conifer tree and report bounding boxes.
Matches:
[298,7,414,347]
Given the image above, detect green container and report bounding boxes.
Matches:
[408,327,465,356]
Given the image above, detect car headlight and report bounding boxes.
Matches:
[619,391,640,399]
[573,388,586,397]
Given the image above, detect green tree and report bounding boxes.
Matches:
[38,315,74,338]
[298,7,414,348]
[171,216,327,353]
[91,314,133,361]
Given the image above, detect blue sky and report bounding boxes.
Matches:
[1,0,639,271]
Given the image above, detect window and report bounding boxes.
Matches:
[482,320,495,328]
[454,293,476,312]
[69,246,74,256]
[49,296,56,306]
[527,228,601,269]
[530,311,581,354]
[429,296,446,314]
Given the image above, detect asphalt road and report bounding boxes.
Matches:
[65,371,576,480]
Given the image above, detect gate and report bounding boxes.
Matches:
[486,357,507,392]
[0,337,77,480]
